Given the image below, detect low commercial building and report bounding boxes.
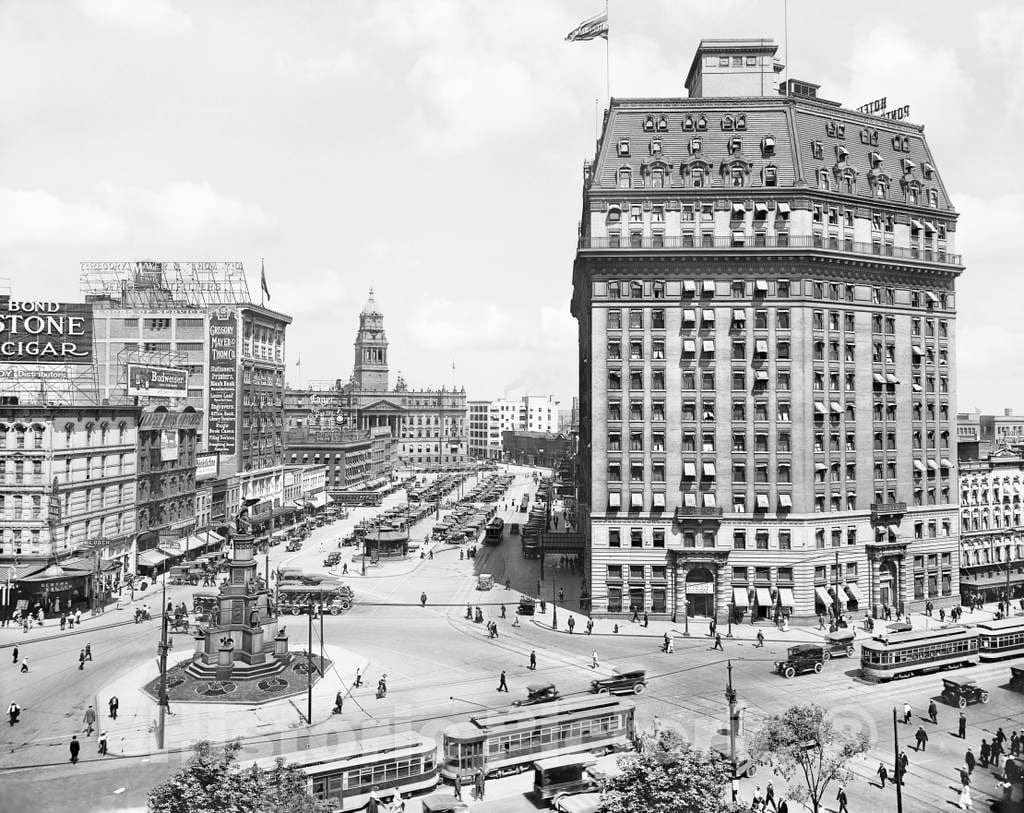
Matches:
[285,426,394,494]
[502,431,574,469]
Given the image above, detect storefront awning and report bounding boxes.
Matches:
[138,550,169,568]
[608,492,621,509]
[732,587,749,607]
[778,587,795,607]
[814,586,833,606]
[845,583,863,602]
[309,492,328,508]
[755,587,772,606]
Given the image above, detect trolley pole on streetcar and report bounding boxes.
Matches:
[893,707,904,813]
[725,660,738,803]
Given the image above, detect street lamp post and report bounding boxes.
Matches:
[726,599,734,638]
[156,575,170,749]
[683,599,690,637]
[725,661,738,804]
[552,576,558,630]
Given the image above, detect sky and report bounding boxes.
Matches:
[2,0,1022,412]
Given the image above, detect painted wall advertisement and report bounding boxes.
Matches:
[0,297,94,364]
[207,307,238,455]
[127,364,188,397]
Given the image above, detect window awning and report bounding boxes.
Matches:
[845,583,863,602]
[814,586,833,606]
[703,462,716,476]
[684,492,697,507]
[732,202,746,213]
[653,492,666,508]
[683,339,696,352]
[911,219,923,230]
[755,587,772,606]
[683,280,696,292]
[631,492,643,508]
[733,308,746,321]
[608,492,621,509]
[830,401,843,413]
[702,280,715,294]
[814,402,827,414]
[927,459,939,470]
[815,462,827,472]
[755,279,769,292]
[702,309,715,321]
[940,458,952,468]
[777,202,791,214]
[755,203,769,213]
[702,339,715,353]
[778,587,795,607]
[702,493,717,508]
[755,339,769,354]
[924,221,935,234]
[912,383,923,393]
[873,373,885,383]
[887,525,900,535]
[754,369,769,381]
[914,460,926,471]
[885,374,900,384]
[137,550,169,568]
[779,494,792,508]
[911,345,924,356]
[684,462,697,477]
[925,291,938,303]
[732,587,749,607]
[756,494,770,509]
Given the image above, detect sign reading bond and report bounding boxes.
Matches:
[0,298,94,364]
[127,364,188,397]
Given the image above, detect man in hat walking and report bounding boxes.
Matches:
[69,735,80,764]
[83,705,97,736]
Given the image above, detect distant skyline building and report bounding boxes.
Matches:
[572,38,963,621]
[466,394,560,459]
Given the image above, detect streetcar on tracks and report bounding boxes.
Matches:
[483,517,504,545]
[276,582,354,615]
[977,616,1024,661]
[440,695,635,781]
[237,732,438,811]
[860,625,979,681]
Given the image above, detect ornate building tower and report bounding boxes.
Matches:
[352,289,389,393]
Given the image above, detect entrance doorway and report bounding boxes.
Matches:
[879,560,897,609]
[685,567,715,617]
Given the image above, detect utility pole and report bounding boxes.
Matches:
[319,602,324,678]
[835,549,842,623]
[725,660,738,803]
[727,599,734,638]
[156,575,169,749]
[307,600,313,725]
[552,576,558,630]
[893,707,904,813]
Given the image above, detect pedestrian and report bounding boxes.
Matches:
[70,735,80,764]
[453,773,462,801]
[965,747,976,774]
[420,592,427,608]
[74,609,82,625]
[85,644,92,661]
[818,614,826,630]
[836,785,848,813]
[12,645,18,664]
[959,776,973,810]
[613,623,618,633]
[752,787,764,812]
[497,670,508,692]
[512,613,520,627]
[60,614,67,631]
[877,762,889,789]
[928,699,938,724]
[996,727,1007,749]
[991,737,1003,766]
[709,618,717,637]
[355,668,362,688]
[643,612,649,628]
[98,731,108,756]
[83,705,97,736]
[631,606,639,623]
[713,632,724,651]
[19,658,28,673]
[505,577,511,590]
[980,740,990,768]
[902,701,912,724]
[755,630,765,648]
[500,605,506,619]
[567,616,575,634]
[898,750,909,784]
[591,650,599,669]
[108,696,119,720]
[476,767,486,801]
[1011,731,1020,757]
[915,725,928,752]
[586,619,593,635]
[959,712,967,739]
[529,650,536,670]
[776,800,789,813]
[8,702,20,726]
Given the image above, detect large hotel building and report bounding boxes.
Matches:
[572,39,964,622]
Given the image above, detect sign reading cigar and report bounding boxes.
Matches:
[0,298,94,363]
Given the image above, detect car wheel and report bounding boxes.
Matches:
[745,764,757,778]
[341,600,352,610]
[958,697,967,709]
[784,666,796,679]
[291,607,302,616]
[846,646,855,657]
[633,683,645,695]
[980,692,990,704]
[598,687,610,695]
[822,652,832,662]
[331,606,341,616]
[813,662,823,674]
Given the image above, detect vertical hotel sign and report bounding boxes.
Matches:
[207,306,237,455]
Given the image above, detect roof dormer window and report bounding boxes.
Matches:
[643,115,655,132]
[728,136,742,155]
[735,114,747,131]
[617,167,632,189]
[928,189,939,208]
[763,165,778,187]
[901,158,916,174]
[617,139,630,157]
[696,115,707,131]
[691,167,704,188]
[818,170,830,190]
[683,115,695,131]
[922,161,935,179]
[722,114,734,131]
[836,145,849,162]
[688,136,702,155]
[657,115,668,131]
[606,207,621,225]
[729,166,745,187]
[869,151,882,168]
[761,135,776,157]
[649,138,662,156]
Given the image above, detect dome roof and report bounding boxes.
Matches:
[361,288,379,315]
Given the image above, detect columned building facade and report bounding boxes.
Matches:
[572,39,964,621]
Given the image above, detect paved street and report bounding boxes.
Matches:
[2,467,1022,812]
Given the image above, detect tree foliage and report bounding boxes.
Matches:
[148,740,331,813]
[749,704,869,813]
[599,730,747,813]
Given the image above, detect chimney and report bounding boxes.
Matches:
[1005,408,1014,417]
[685,38,784,99]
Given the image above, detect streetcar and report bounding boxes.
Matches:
[859,625,979,681]
[237,732,438,811]
[440,695,635,781]
[483,517,504,545]
[276,582,354,615]
[977,616,1024,661]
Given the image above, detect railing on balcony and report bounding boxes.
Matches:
[870,501,908,521]
[674,505,724,519]
[579,234,962,266]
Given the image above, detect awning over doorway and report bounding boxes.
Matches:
[845,583,863,602]
[732,587,749,607]
[814,586,833,605]
[137,550,169,568]
[755,587,772,606]
[778,588,795,607]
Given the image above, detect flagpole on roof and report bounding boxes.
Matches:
[605,0,610,102]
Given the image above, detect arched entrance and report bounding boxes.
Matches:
[685,567,715,617]
[878,560,898,610]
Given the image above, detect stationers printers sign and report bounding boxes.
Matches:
[0,298,94,364]
[207,306,238,455]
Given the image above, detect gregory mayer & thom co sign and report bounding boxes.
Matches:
[0,298,94,364]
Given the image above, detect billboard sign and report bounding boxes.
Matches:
[195,452,219,480]
[160,429,179,462]
[127,364,188,398]
[0,298,94,364]
[207,306,237,455]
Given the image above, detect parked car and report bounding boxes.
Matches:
[822,629,856,660]
[517,596,536,616]
[476,573,494,591]
[591,667,646,695]
[941,678,990,708]
[323,552,342,567]
[774,644,825,678]
[285,540,302,552]
[513,683,560,707]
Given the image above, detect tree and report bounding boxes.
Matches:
[749,704,870,813]
[599,730,747,813]
[148,740,331,813]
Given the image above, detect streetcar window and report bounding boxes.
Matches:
[424,755,434,771]
[312,778,327,798]
[327,776,343,792]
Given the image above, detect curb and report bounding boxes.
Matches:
[0,613,168,649]
[526,617,827,644]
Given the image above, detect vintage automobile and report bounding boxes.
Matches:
[420,794,468,813]
[591,667,646,695]
[533,754,596,803]
[941,678,990,708]
[710,737,759,778]
[774,644,825,678]
[323,551,342,567]
[517,596,536,616]
[513,682,560,707]
[476,573,494,591]
[822,628,857,660]
[285,540,302,552]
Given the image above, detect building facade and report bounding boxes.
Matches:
[135,406,201,548]
[523,395,560,434]
[959,452,1024,603]
[468,400,491,459]
[572,38,963,621]
[502,431,574,470]
[285,426,394,493]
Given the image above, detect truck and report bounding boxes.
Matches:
[276,583,354,616]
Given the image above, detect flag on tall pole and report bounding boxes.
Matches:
[565,10,608,41]
[260,258,271,304]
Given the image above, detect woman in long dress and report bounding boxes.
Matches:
[959,779,972,809]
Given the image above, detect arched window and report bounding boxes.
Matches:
[118,422,127,443]
[85,423,95,446]
[32,424,44,449]
[606,207,621,225]
[65,423,74,447]
[100,423,109,445]
[650,169,664,188]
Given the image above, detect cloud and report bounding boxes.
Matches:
[275,51,359,83]
[75,0,191,33]
[0,188,128,248]
[977,4,1024,124]
[407,297,516,351]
